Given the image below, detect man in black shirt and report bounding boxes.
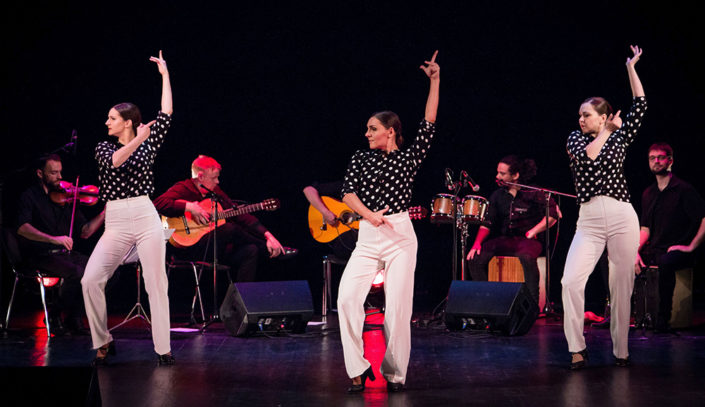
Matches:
[636,143,705,331]
[17,154,104,334]
[466,156,558,306]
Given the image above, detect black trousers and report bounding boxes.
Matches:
[467,236,543,306]
[648,249,695,326]
[173,222,266,283]
[27,251,88,319]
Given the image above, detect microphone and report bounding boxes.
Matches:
[199,185,221,201]
[461,170,480,192]
[70,129,78,155]
[444,168,455,191]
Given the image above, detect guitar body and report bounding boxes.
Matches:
[308,196,360,243]
[163,197,280,248]
[307,196,428,243]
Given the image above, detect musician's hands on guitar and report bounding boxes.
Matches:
[322,209,339,226]
[186,201,211,225]
[265,231,284,258]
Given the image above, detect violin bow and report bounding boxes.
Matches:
[68,176,79,252]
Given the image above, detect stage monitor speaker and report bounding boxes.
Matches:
[0,366,101,406]
[444,281,538,336]
[220,280,313,337]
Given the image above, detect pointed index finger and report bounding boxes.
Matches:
[430,50,438,63]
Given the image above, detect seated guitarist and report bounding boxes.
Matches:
[153,155,285,282]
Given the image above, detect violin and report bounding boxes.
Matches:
[50,180,100,206]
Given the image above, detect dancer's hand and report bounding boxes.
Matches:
[604,110,622,132]
[626,45,642,68]
[367,206,391,228]
[420,50,440,80]
[150,50,169,76]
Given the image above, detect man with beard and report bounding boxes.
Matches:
[636,143,705,331]
[466,155,559,308]
[16,154,104,334]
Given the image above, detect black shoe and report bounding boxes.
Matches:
[158,353,176,366]
[278,247,299,260]
[92,341,116,366]
[615,356,630,367]
[64,317,90,336]
[46,316,68,337]
[570,349,588,370]
[387,382,405,392]
[347,366,376,393]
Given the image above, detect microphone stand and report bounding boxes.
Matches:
[200,188,224,332]
[500,180,575,315]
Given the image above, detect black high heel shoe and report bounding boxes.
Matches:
[92,341,116,366]
[158,353,176,366]
[615,356,630,367]
[570,349,588,370]
[347,366,376,393]
[387,381,405,392]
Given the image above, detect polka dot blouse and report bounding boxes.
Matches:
[342,119,435,214]
[567,97,646,204]
[95,111,171,202]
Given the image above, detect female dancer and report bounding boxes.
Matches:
[82,50,174,365]
[562,45,645,369]
[338,50,439,392]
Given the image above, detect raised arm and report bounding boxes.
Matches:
[626,45,644,98]
[150,50,173,115]
[419,50,440,123]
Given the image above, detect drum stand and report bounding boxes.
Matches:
[500,180,575,316]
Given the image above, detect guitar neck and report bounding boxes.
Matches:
[219,203,268,220]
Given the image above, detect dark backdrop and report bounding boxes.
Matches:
[2,2,704,313]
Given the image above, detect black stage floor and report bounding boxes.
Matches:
[1,308,705,406]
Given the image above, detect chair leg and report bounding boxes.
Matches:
[322,258,329,319]
[37,278,51,337]
[190,263,205,324]
[5,276,19,329]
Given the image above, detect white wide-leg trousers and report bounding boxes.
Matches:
[562,196,639,359]
[82,196,171,355]
[338,212,417,385]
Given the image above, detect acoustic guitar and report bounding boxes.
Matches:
[162,198,280,248]
[308,196,427,243]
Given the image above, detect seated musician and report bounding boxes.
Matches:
[16,154,105,335]
[636,143,705,331]
[303,180,357,261]
[465,155,558,307]
[153,155,285,283]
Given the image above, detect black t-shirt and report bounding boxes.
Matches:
[640,174,705,254]
[16,184,87,255]
[485,187,558,239]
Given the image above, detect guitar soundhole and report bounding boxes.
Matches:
[339,211,356,225]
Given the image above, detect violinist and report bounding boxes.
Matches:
[17,154,105,335]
